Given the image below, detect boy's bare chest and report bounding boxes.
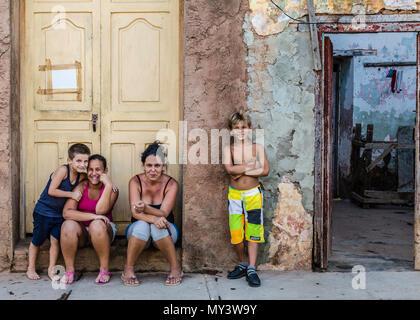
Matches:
[231,144,256,165]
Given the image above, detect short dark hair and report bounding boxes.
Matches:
[68,143,91,159]
[141,141,166,164]
[88,154,107,170]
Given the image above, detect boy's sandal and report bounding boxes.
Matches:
[95,270,112,285]
[165,272,183,286]
[61,270,76,285]
[121,273,140,287]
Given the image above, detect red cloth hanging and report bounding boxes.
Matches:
[391,69,397,93]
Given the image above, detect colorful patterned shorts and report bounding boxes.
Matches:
[228,185,264,244]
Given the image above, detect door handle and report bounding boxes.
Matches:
[92,114,98,132]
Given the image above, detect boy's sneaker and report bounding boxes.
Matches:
[227,265,247,279]
[246,268,261,287]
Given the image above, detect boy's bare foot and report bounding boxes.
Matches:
[26,268,40,280]
[48,266,59,281]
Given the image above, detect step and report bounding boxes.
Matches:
[12,238,181,273]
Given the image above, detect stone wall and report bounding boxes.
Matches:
[0,0,12,272]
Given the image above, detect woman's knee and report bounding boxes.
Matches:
[89,220,108,238]
[61,220,81,238]
[128,220,151,242]
[150,224,170,242]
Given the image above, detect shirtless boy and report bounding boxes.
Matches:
[223,110,269,287]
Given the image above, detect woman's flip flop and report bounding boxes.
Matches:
[121,273,140,287]
[95,270,112,285]
[61,270,76,285]
[165,272,183,286]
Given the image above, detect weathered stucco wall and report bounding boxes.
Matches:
[243,13,315,269]
[183,0,316,271]
[0,0,12,271]
[182,0,249,272]
[250,0,419,35]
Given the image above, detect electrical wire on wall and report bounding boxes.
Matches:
[270,0,323,25]
[271,0,420,25]
[269,0,381,25]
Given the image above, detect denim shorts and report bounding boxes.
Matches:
[126,220,179,248]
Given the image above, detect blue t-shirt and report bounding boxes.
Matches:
[33,164,81,218]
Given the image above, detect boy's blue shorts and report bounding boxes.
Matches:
[31,212,64,247]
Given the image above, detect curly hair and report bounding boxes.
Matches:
[141,141,167,164]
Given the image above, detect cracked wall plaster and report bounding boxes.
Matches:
[243,13,315,267]
[249,0,418,35]
[259,176,313,270]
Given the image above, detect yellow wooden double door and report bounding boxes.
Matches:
[24,0,180,235]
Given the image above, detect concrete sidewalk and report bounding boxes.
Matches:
[1,270,420,300]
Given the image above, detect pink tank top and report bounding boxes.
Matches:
[78,183,113,227]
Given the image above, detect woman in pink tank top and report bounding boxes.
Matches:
[78,183,113,227]
[60,154,119,285]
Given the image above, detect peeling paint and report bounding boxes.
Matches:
[329,32,417,140]
[259,177,313,270]
[243,13,315,267]
[249,0,418,35]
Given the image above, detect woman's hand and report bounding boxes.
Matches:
[132,200,145,213]
[153,216,170,229]
[100,173,113,186]
[94,214,110,226]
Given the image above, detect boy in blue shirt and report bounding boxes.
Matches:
[26,143,90,280]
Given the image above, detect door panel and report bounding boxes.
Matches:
[34,13,92,107]
[101,0,180,235]
[25,0,101,232]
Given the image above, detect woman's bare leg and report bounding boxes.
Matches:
[154,235,182,284]
[60,220,87,283]
[88,220,111,283]
[122,236,148,285]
